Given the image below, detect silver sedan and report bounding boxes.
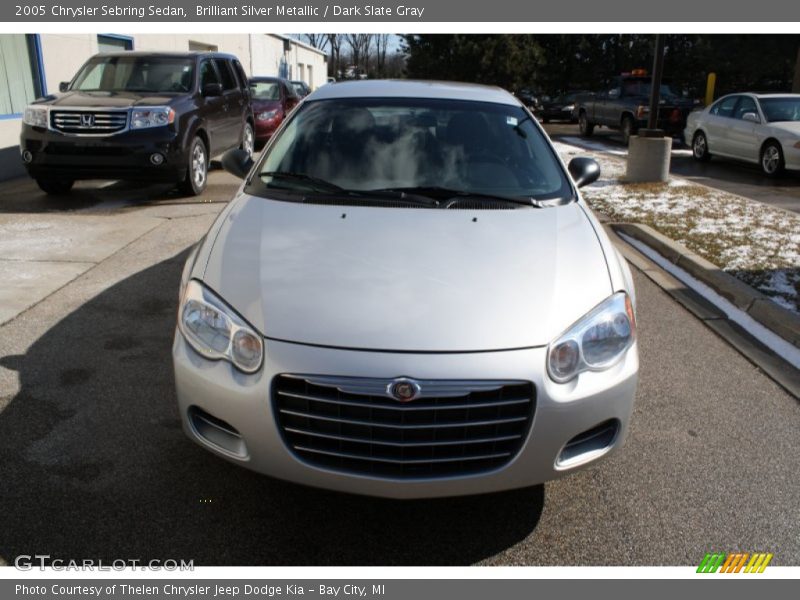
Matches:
[685,93,800,176]
[172,80,639,498]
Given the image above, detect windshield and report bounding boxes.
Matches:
[251,81,281,101]
[622,80,678,99]
[759,97,800,123]
[250,97,572,203]
[71,56,195,93]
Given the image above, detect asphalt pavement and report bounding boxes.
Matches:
[544,122,800,214]
[0,170,798,566]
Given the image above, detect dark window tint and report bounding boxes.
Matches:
[200,60,220,88]
[759,97,800,123]
[711,96,738,118]
[213,59,237,91]
[733,97,758,120]
[232,60,248,89]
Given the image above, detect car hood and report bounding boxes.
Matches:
[44,91,177,108]
[767,121,800,136]
[201,195,613,352]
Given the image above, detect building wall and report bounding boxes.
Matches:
[0,33,327,181]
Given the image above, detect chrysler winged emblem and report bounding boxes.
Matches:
[387,378,422,402]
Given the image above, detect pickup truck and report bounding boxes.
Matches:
[576,72,696,144]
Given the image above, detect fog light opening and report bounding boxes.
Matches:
[556,419,620,470]
[22,150,33,163]
[188,406,248,459]
[150,152,165,165]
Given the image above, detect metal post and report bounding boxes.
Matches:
[647,34,666,132]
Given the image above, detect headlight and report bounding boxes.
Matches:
[131,107,174,129]
[562,104,575,112]
[257,109,280,121]
[23,106,48,128]
[178,280,264,374]
[547,292,635,383]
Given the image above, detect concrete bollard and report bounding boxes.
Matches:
[626,135,672,182]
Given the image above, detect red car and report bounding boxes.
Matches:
[249,77,301,145]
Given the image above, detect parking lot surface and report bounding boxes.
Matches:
[0,170,798,566]
[544,122,800,214]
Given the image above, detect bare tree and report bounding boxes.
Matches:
[327,34,342,78]
[302,34,330,53]
[345,34,373,78]
[374,34,390,77]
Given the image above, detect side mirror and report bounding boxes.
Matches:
[742,112,760,123]
[221,148,254,180]
[568,157,601,188]
[202,83,223,97]
[59,82,69,93]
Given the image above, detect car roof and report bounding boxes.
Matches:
[753,93,800,99]
[91,51,239,60]
[306,79,521,106]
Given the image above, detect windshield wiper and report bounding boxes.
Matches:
[260,171,352,194]
[258,174,439,206]
[372,186,539,208]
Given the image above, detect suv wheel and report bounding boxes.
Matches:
[241,123,255,156]
[578,112,594,137]
[760,141,784,177]
[179,137,208,196]
[692,131,711,162]
[36,178,74,195]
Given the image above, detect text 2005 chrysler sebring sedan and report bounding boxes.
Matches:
[172,80,638,498]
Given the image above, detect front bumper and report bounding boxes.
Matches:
[173,333,638,499]
[783,144,800,171]
[541,108,576,121]
[20,124,186,182]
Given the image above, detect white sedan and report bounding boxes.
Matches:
[684,93,800,176]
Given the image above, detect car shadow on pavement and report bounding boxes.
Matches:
[0,250,544,566]
[0,163,229,215]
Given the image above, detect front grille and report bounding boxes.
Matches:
[51,110,128,134]
[273,374,535,479]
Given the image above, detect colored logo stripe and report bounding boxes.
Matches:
[697,552,773,573]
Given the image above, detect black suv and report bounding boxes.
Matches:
[20,51,255,196]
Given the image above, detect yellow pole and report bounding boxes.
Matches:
[705,73,717,106]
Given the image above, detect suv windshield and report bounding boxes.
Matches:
[251,97,572,203]
[759,97,800,122]
[251,81,281,100]
[70,56,195,93]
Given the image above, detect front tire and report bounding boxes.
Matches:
[692,131,711,162]
[578,112,594,137]
[241,122,255,156]
[178,136,208,196]
[760,141,785,177]
[36,178,74,195]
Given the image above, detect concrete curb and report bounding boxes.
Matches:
[612,222,800,350]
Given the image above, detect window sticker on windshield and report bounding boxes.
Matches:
[506,116,518,126]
